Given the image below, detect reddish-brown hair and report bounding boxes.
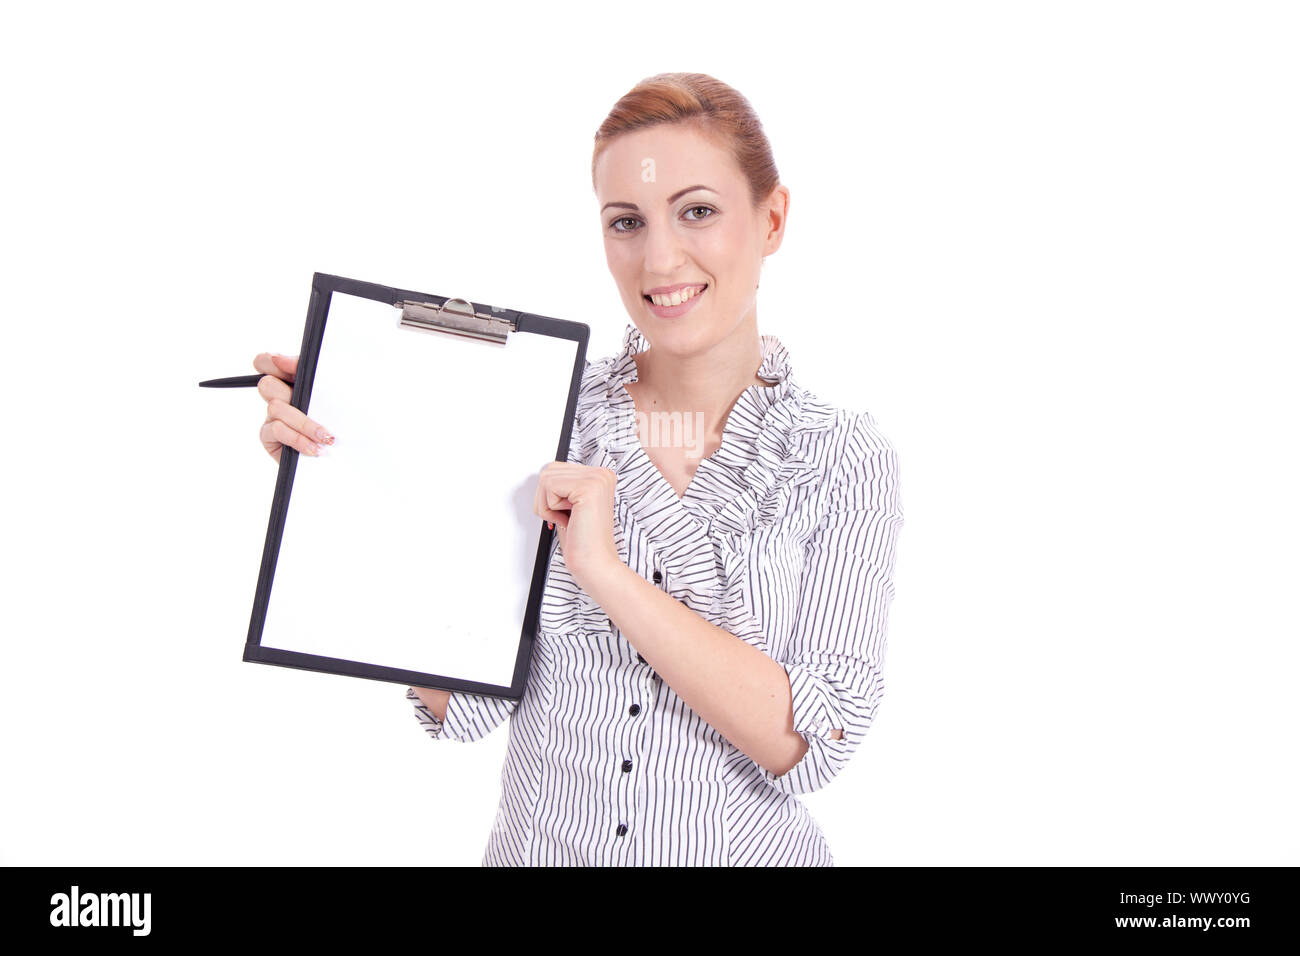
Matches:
[591,72,780,209]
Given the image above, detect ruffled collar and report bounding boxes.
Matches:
[593,321,836,535]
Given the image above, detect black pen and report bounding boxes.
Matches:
[198,374,273,388]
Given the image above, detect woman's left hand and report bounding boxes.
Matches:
[534,462,620,585]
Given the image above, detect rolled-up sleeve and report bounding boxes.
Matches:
[406,686,519,743]
[761,413,904,795]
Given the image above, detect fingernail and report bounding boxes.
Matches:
[548,521,553,530]
[304,443,319,456]
[315,442,328,456]
[315,427,334,444]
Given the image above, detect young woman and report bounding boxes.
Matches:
[251,73,904,866]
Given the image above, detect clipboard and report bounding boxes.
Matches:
[243,272,589,701]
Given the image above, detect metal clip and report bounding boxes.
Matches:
[396,297,515,345]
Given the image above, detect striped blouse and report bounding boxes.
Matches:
[406,322,904,866]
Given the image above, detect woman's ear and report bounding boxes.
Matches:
[761,184,790,254]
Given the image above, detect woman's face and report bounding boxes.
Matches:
[594,122,787,361]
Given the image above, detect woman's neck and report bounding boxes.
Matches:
[628,326,774,437]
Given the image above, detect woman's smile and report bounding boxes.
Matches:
[644,282,708,318]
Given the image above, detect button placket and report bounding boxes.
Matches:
[612,672,647,862]
[614,750,636,854]
[636,567,662,670]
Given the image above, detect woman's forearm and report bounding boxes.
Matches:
[580,560,835,778]
[412,686,451,722]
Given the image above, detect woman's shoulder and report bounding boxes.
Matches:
[781,380,899,480]
[770,390,900,531]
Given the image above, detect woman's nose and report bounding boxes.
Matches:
[641,222,687,276]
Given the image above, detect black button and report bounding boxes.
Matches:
[621,759,633,773]
[616,823,627,837]
[628,703,640,716]
[652,570,662,584]
[637,652,646,663]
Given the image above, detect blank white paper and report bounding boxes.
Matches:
[258,291,579,690]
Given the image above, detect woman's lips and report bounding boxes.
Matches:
[644,284,707,319]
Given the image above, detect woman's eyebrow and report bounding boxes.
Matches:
[601,184,718,214]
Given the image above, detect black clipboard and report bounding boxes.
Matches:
[242,272,589,700]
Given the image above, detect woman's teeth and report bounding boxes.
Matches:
[647,285,706,307]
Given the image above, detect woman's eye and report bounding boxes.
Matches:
[608,207,713,232]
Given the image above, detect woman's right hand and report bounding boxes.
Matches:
[252,352,336,464]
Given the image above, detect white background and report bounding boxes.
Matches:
[2,0,1295,866]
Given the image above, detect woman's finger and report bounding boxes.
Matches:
[259,419,282,459]
[540,505,569,528]
[534,470,571,528]
[261,418,321,457]
[543,488,573,527]
[252,352,298,382]
[258,373,293,407]
[265,397,335,447]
